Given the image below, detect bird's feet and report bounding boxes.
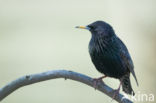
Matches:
[112,82,122,100]
[92,75,107,89]
[112,88,120,99]
[92,78,103,89]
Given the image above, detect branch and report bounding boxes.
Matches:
[0,70,132,103]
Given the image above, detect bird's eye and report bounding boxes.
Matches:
[88,25,94,29]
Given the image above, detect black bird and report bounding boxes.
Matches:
[76,21,138,96]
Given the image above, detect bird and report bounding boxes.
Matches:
[76,21,138,97]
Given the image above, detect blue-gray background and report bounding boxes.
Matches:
[0,0,156,103]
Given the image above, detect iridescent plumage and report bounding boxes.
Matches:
[77,21,138,95]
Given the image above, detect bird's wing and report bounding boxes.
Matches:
[117,38,139,86]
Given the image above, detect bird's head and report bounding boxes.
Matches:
[76,21,115,37]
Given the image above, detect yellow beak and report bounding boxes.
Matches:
[75,26,90,30]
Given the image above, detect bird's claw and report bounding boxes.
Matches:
[111,88,120,101]
[92,78,103,90]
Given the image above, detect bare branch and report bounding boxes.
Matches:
[0,70,132,103]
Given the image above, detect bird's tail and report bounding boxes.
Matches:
[120,73,135,96]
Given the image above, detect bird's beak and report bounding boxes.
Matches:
[75,26,90,30]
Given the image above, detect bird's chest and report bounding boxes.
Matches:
[89,39,110,58]
[89,40,111,65]
[88,39,125,78]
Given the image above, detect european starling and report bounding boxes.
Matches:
[76,21,138,96]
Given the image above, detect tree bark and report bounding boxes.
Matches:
[0,70,132,103]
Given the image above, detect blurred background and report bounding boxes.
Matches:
[0,0,156,103]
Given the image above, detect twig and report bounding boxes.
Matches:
[0,70,132,103]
